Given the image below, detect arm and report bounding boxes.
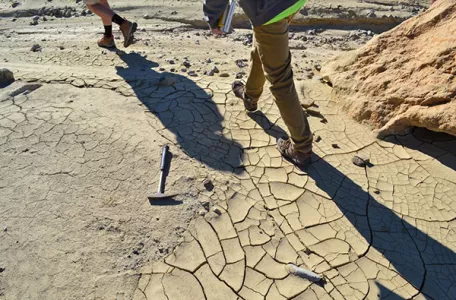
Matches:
[203,0,229,31]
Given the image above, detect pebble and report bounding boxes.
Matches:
[183,60,191,68]
[0,68,15,86]
[198,209,207,216]
[188,70,197,77]
[158,76,176,87]
[315,135,322,143]
[219,73,230,78]
[352,154,370,167]
[203,178,214,191]
[331,144,340,149]
[212,207,222,216]
[31,44,42,52]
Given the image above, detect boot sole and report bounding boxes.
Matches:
[124,22,138,48]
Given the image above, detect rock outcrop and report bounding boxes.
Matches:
[322,1,456,137]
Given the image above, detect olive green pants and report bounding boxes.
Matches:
[246,17,313,153]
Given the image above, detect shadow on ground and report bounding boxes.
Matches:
[115,52,244,174]
[256,114,456,299]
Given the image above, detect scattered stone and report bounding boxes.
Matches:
[315,135,321,143]
[0,68,15,86]
[212,206,222,216]
[31,44,42,52]
[167,59,175,65]
[206,58,212,63]
[188,70,197,77]
[159,67,166,71]
[158,76,176,87]
[171,11,178,15]
[219,73,230,78]
[198,209,207,216]
[203,179,214,191]
[314,64,322,71]
[59,46,65,50]
[0,267,4,273]
[235,59,247,68]
[30,16,39,26]
[181,68,187,72]
[373,190,381,195]
[235,72,244,79]
[352,154,370,167]
[331,144,340,149]
[3,227,7,232]
[183,60,191,68]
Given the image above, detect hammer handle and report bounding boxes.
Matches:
[160,145,169,171]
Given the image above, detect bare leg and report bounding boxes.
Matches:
[86,0,114,26]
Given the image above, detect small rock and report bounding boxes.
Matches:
[0,267,4,273]
[203,179,214,191]
[235,59,247,68]
[181,68,187,72]
[206,58,212,63]
[331,144,340,149]
[3,227,7,232]
[352,154,370,167]
[315,135,321,143]
[159,67,166,71]
[373,190,380,195]
[314,64,322,71]
[212,66,220,74]
[158,76,176,87]
[59,46,65,50]
[31,44,42,52]
[219,73,230,78]
[212,207,222,216]
[183,60,191,68]
[236,72,244,79]
[188,70,197,77]
[198,209,207,216]
[171,11,178,15]
[0,68,15,86]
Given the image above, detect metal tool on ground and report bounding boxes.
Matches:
[148,145,178,200]
[285,264,324,283]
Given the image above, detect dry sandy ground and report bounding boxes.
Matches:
[1,1,455,300]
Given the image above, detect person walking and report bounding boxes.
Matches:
[204,0,313,167]
[84,0,137,48]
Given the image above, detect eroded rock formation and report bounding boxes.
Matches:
[322,1,456,137]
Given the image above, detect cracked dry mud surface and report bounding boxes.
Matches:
[1,13,456,300]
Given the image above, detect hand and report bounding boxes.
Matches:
[211,28,225,36]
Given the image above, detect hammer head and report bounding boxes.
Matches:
[148,192,178,200]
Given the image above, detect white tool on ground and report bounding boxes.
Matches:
[286,264,324,283]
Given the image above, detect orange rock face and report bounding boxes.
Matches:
[322,1,456,137]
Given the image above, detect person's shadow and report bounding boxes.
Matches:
[257,115,456,300]
[115,52,243,174]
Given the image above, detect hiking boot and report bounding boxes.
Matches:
[97,35,115,48]
[277,137,312,167]
[119,19,137,48]
[232,80,257,112]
